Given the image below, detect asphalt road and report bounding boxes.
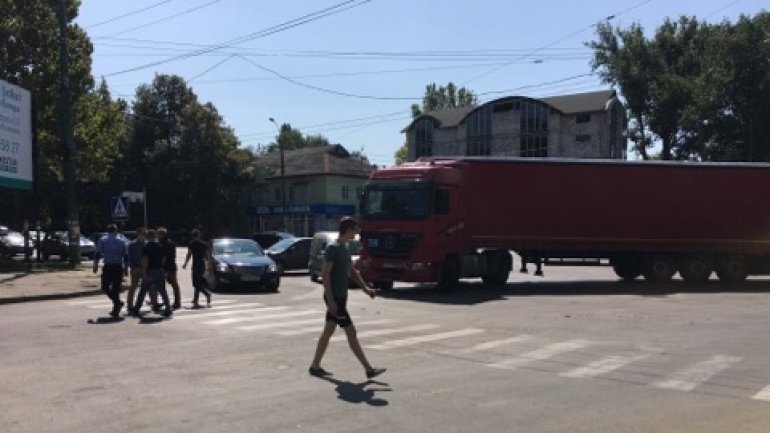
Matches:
[3,257,770,433]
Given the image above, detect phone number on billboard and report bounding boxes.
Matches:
[0,138,20,154]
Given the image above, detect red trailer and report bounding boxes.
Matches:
[357,158,770,288]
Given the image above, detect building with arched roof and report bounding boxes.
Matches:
[402,89,627,161]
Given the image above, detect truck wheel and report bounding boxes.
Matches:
[610,255,641,281]
[643,255,677,283]
[679,255,714,283]
[437,255,460,290]
[716,256,748,283]
[482,250,511,287]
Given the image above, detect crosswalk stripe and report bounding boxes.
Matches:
[237,318,321,331]
[366,328,484,350]
[653,355,743,392]
[172,302,265,314]
[174,306,288,320]
[488,339,592,370]
[461,335,532,353]
[330,324,439,343]
[274,319,396,336]
[752,385,770,401]
[202,309,321,325]
[560,352,650,378]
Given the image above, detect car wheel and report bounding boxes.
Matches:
[265,277,280,292]
[310,271,319,283]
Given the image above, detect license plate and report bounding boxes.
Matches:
[241,274,260,282]
[382,262,401,269]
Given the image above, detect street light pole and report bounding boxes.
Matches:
[269,118,288,232]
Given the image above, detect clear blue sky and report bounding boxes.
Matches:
[77,0,767,167]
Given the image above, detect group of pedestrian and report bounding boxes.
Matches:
[93,225,213,319]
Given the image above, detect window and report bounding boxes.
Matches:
[293,183,308,204]
[434,188,450,215]
[414,118,434,158]
[576,113,592,124]
[466,105,492,156]
[341,185,350,200]
[576,134,591,142]
[520,101,549,157]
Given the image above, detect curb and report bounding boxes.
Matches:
[0,289,103,305]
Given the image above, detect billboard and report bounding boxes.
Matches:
[0,79,32,190]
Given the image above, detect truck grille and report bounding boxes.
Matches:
[362,233,420,258]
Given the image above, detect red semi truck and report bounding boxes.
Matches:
[357,158,770,288]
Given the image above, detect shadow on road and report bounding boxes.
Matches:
[317,376,391,406]
[376,279,770,305]
[87,316,125,324]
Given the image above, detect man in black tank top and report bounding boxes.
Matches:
[182,229,213,308]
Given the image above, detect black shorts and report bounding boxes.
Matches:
[324,295,352,328]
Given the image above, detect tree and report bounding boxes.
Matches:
[0,0,129,229]
[125,74,253,234]
[394,82,477,164]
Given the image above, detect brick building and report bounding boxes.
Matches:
[403,89,627,161]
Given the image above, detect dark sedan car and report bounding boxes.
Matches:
[266,237,311,273]
[209,238,280,292]
[0,229,34,258]
[39,231,97,261]
[251,231,295,249]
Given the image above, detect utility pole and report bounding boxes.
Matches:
[269,118,288,232]
[57,0,80,265]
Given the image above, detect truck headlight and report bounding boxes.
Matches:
[411,263,425,271]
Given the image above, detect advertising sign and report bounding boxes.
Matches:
[0,79,32,190]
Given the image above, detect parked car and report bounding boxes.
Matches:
[0,228,34,258]
[251,231,295,249]
[209,238,280,291]
[39,231,97,261]
[266,237,311,273]
[308,231,361,283]
[27,230,46,247]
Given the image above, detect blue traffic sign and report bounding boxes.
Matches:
[110,196,129,222]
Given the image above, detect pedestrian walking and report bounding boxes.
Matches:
[157,227,181,309]
[126,227,156,314]
[182,229,213,309]
[309,216,386,379]
[132,229,173,317]
[93,224,128,318]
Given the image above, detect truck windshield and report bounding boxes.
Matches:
[362,180,431,220]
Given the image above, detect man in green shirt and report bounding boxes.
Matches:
[309,216,386,380]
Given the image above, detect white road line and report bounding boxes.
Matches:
[560,352,650,378]
[461,335,532,353]
[330,324,439,343]
[237,318,321,331]
[752,385,770,401]
[172,302,265,314]
[653,355,743,392]
[202,309,320,325]
[173,306,288,320]
[366,328,485,350]
[274,319,396,336]
[488,339,592,370]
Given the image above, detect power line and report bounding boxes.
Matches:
[188,54,236,82]
[85,1,174,29]
[100,0,222,38]
[103,0,373,77]
[463,0,655,85]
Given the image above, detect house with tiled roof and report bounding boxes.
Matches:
[402,89,627,161]
[246,144,375,235]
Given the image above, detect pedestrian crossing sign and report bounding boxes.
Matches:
[111,196,129,222]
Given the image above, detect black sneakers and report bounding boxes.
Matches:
[308,367,332,377]
[366,368,386,379]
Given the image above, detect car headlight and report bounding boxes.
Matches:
[268,264,278,273]
[216,262,231,272]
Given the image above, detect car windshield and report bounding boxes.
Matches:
[213,239,264,256]
[362,180,431,220]
[269,238,295,252]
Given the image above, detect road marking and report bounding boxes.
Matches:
[488,339,592,370]
[172,302,265,314]
[202,309,320,325]
[653,355,743,392]
[752,385,770,401]
[366,328,485,350]
[275,319,396,336]
[330,324,439,342]
[237,318,321,331]
[460,335,532,353]
[560,352,650,378]
[173,305,288,320]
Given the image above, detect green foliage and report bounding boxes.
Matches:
[589,12,770,161]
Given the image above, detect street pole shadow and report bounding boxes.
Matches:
[318,376,392,406]
[87,316,125,324]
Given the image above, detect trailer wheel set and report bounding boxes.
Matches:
[607,253,750,283]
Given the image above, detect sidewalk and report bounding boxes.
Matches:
[0,266,102,304]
